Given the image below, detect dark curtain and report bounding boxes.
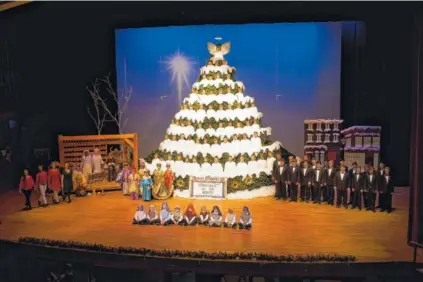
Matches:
[408,7,423,247]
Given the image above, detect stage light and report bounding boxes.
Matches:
[161,50,196,105]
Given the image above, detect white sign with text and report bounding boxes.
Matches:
[190,176,227,199]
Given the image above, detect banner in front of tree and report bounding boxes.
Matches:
[190,176,227,198]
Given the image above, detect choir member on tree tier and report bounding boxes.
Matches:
[36,165,48,207]
[19,168,35,210]
[312,161,326,204]
[299,161,313,202]
[324,160,336,205]
[365,166,378,212]
[379,166,394,213]
[334,165,350,209]
[351,167,364,210]
[288,159,300,202]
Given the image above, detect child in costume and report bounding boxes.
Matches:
[184,203,198,226]
[238,206,252,230]
[209,206,223,227]
[159,202,172,225]
[19,168,35,210]
[199,206,210,225]
[141,169,153,201]
[132,205,148,225]
[128,167,140,200]
[224,209,237,228]
[147,205,159,224]
[171,205,184,225]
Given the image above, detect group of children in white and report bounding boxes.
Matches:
[133,202,253,230]
[147,150,280,178]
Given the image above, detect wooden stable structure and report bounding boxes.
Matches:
[58,133,138,169]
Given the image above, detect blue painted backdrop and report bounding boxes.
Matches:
[115,22,341,157]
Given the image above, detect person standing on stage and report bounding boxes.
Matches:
[81,150,92,182]
[48,161,62,204]
[19,168,35,210]
[312,161,325,204]
[91,148,104,174]
[35,165,48,207]
[61,163,73,203]
[365,166,378,212]
[348,162,358,206]
[351,166,364,210]
[288,159,300,202]
[324,160,336,205]
[299,161,313,202]
[379,166,394,213]
[334,165,350,208]
[141,169,152,201]
[273,157,289,200]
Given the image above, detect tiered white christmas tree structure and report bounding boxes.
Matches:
[146,41,290,196]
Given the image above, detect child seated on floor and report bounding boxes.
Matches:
[199,206,209,225]
[184,203,198,226]
[224,209,237,228]
[147,205,159,225]
[132,205,148,225]
[160,202,173,226]
[209,206,223,227]
[238,206,252,230]
[171,205,184,225]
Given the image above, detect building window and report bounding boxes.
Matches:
[333,133,340,143]
[316,133,322,143]
[355,136,362,147]
[307,123,314,131]
[333,123,340,132]
[364,136,371,147]
[372,136,380,147]
[316,122,322,131]
[324,133,331,143]
[306,133,314,143]
[324,123,331,132]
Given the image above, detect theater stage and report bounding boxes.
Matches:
[0,187,421,263]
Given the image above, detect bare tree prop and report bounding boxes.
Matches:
[86,79,108,135]
[99,74,133,134]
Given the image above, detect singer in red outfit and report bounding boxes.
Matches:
[48,161,62,204]
[19,168,35,210]
[36,165,48,207]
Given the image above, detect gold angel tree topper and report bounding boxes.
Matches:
[207,41,231,61]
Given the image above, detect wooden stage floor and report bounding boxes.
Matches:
[0,187,421,263]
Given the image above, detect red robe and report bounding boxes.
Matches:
[48,169,61,191]
[163,170,174,191]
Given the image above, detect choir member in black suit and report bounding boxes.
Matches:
[324,160,336,205]
[376,162,386,209]
[379,166,394,213]
[299,161,314,202]
[351,166,364,210]
[312,161,325,204]
[311,158,317,170]
[338,160,349,172]
[348,162,358,205]
[364,166,378,212]
[273,158,289,200]
[334,165,350,208]
[288,159,300,202]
